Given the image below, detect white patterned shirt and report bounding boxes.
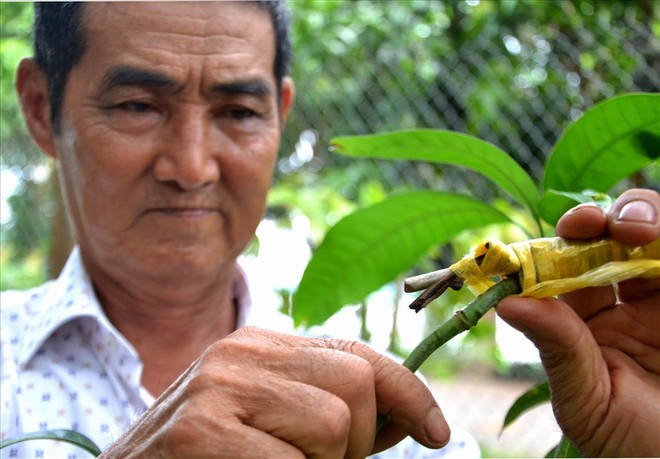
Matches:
[1,248,478,458]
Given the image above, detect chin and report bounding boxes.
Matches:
[156,244,236,277]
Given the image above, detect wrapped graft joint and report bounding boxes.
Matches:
[450,237,660,298]
[406,237,659,311]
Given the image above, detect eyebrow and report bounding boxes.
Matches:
[100,65,273,99]
[100,66,180,93]
[209,80,272,98]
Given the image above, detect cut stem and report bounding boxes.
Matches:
[404,268,454,292]
[407,270,463,313]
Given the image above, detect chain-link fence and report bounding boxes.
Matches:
[3,1,658,279]
[272,3,659,455]
[279,1,659,200]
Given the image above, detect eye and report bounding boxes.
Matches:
[228,107,258,120]
[116,101,155,113]
[101,98,161,132]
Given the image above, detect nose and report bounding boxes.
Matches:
[153,110,220,190]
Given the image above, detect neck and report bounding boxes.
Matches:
[89,264,239,397]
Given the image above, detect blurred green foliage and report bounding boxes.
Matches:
[1,2,52,290]
[293,94,660,328]
[1,1,658,296]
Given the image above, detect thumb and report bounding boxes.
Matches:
[497,296,609,436]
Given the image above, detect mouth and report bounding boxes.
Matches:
[144,207,222,219]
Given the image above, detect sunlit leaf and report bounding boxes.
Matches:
[541,93,660,224]
[0,429,102,457]
[545,189,614,210]
[501,380,550,434]
[331,129,541,219]
[292,191,511,327]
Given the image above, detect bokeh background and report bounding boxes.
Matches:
[2,1,659,456]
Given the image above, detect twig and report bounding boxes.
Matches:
[404,268,454,292]
[404,256,484,293]
[376,277,522,432]
[407,270,463,313]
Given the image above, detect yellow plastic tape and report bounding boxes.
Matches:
[449,237,660,298]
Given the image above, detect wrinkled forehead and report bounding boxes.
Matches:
[80,2,274,60]
[76,2,277,87]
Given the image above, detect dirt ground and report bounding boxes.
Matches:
[429,372,562,458]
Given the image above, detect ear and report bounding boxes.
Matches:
[278,76,295,128]
[15,58,58,158]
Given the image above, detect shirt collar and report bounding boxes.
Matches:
[18,247,106,368]
[18,247,256,368]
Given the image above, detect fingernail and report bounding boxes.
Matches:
[424,406,450,446]
[617,200,656,224]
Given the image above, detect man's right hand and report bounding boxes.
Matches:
[100,327,449,458]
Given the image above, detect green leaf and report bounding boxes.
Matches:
[291,191,511,327]
[539,189,615,225]
[0,429,102,457]
[540,93,660,224]
[501,381,550,434]
[546,189,614,210]
[331,129,541,220]
[546,435,582,458]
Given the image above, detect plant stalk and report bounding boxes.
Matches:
[376,277,522,432]
[403,277,521,373]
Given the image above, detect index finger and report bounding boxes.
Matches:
[556,203,607,239]
[306,338,451,452]
[234,328,450,452]
[555,189,660,245]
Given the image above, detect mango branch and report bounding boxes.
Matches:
[376,277,521,432]
[402,276,521,373]
[377,236,659,434]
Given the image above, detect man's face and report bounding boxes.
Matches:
[52,2,292,284]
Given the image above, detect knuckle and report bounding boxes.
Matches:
[202,331,261,363]
[318,396,352,444]
[343,354,374,393]
[371,353,407,387]
[342,339,372,358]
[316,341,377,398]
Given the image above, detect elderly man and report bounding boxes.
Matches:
[2,2,659,458]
